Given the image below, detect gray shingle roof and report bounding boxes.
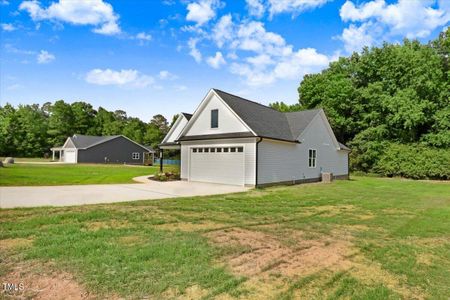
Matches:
[285,110,322,139]
[69,134,119,149]
[182,112,193,120]
[67,134,154,152]
[338,142,351,151]
[213,89,321,142]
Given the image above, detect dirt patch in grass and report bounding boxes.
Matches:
[156,221,227,232]
[84,220,130,231]
[162,284,209,299]
[0,238,33,251]
[308,205,356,217]
[205,228,354,277]
[206,227,425,299]
[238,276,290,300]
[349,255,425,299]
[403,236,450,249]
[358,213,375,220]
[0,261,93,300]
[117,235,143,246]
[415,253,436,266]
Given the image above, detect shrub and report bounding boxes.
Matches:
[153,171,180,181]
[374,143,450,179]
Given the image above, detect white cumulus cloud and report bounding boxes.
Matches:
[37,50,55,64]
[207,51,226,68]
[246,0,265,18]
[184,1,332,86]
[1,23,16,31]
[136,32,152,41]
[19,0,121,35]
[85,69,154,88]
[212,14,233,48]
[339,0,450,53]
[188,38,203,62]
[186,0,222,26]
[268,0,330,17]
[158,70,178,80]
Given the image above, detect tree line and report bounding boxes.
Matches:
[271,29,449,179]
[0,100,175,157]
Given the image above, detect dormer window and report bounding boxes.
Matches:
[211,109,218,128]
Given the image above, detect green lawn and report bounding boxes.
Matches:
[0,163,177,186]
[1,176,449,299]
[1,157,52,163]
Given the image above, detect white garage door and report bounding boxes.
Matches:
[189,146,244,186]
[64,150,77,163]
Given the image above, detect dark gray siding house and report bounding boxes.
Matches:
[51,134,154,165]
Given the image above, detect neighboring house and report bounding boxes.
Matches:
[51,134,154,165]
[159,89,350,187]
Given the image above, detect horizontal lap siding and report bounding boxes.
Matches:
[258,140,307,184]
[257,115,348,185]
[180,138,256,186]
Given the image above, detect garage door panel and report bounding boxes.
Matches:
[189,147,244,186]
[64,150,77,163]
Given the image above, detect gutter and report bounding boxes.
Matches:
[255,137,263,188]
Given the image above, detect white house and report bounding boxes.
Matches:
[159,89,350,187]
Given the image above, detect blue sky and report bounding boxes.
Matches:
[1,0,449,121]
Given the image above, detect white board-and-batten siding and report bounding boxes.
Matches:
[257,114,348,185]
[163,115,189,143]
[184,94,249,136]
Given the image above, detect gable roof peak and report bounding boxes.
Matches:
[211,89,330,142]
[212,88,280,113]
[181,112,193,120]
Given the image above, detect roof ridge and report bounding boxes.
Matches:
[283,108,322,114]
[213,88,281,113]
[73,134,119,138]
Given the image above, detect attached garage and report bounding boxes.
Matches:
[189,146,245,186]
[63,149,77,163]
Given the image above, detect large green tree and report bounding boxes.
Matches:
[71,102,97,135]
[47,100,75,147]
[0,102,173,157]
[295,29,449,174]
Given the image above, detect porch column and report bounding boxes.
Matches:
[52,150,55,161]
[160,150,163,173]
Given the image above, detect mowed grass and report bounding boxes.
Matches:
[0,163,178,186]
[0,176,449,299]
[1,157,52,162]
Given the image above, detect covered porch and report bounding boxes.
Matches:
[50,147,64,162]
[157,142,181,172]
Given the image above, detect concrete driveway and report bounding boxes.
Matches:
[0,181,250,209]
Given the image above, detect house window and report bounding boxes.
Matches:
[223,148,229,152]
[132,152,140,160]
[204,148,209,153]
[198,148,203,153]
[192,148,197,153]
[217,148,222,152]
[211,109,218,128]
[230,147,236,152]
[308,149,316,168]
[237,147,244,152]
[210,148,215,152]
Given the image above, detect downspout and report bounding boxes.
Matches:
[255,137,263,188]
